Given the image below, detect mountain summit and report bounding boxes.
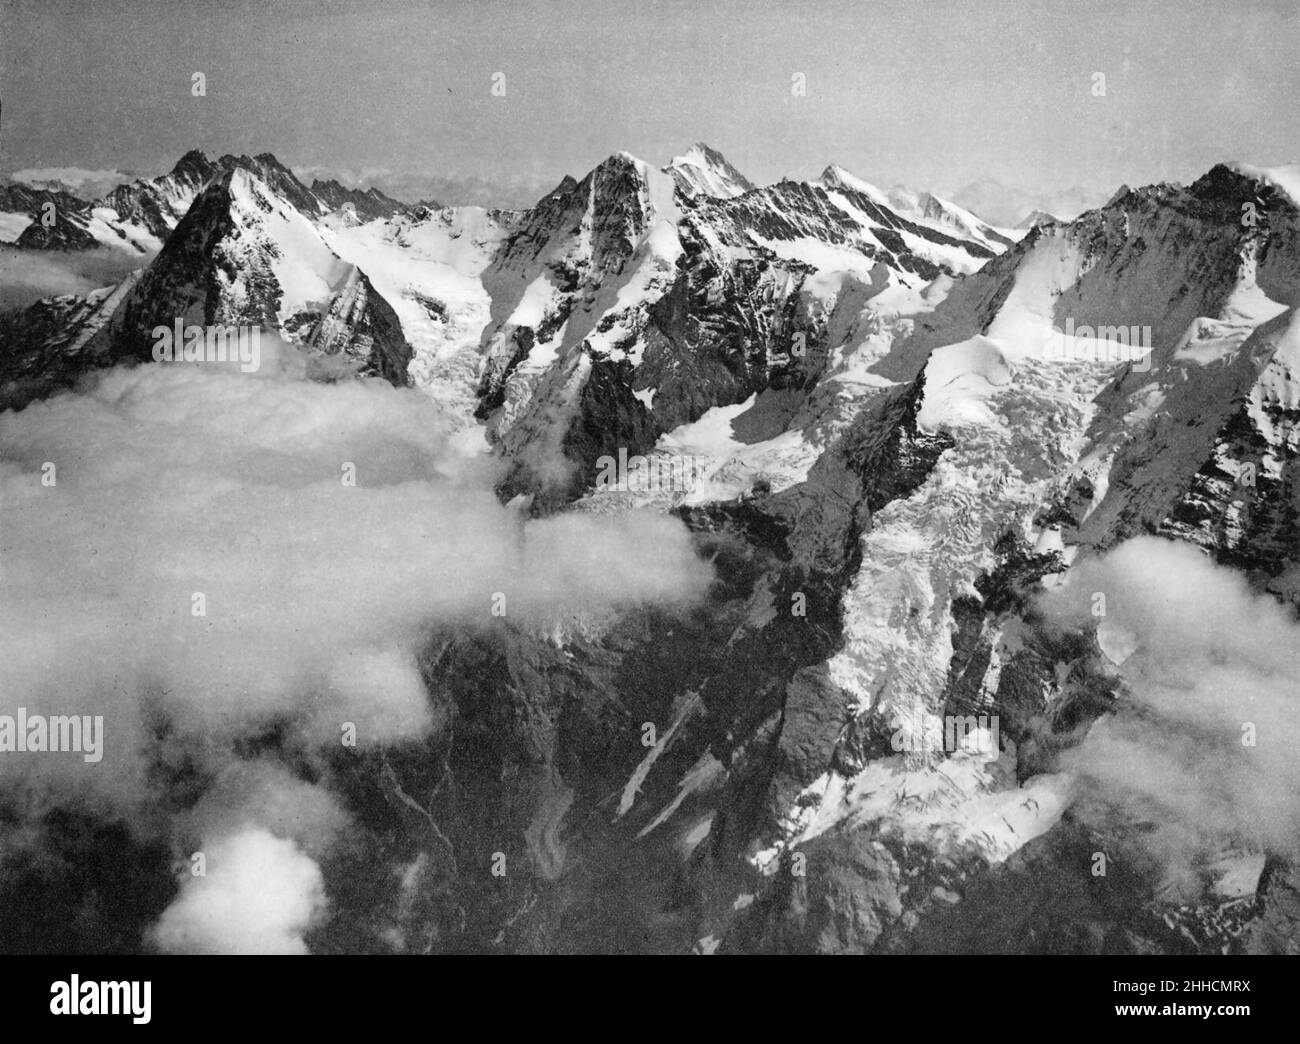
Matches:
[665,142,755,199]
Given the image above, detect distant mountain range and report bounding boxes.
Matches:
[3,140,1300,954]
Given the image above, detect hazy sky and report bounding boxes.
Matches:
[3,0,1299,216]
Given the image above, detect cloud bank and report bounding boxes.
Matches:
[0,343,710,951]
[0,245,148,312]
[5,168,137,200]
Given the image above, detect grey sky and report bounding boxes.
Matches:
[2,0,1298,217]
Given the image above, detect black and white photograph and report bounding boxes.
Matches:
[0,0,1295,999]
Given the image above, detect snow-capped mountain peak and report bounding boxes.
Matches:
[819,163,1017,251]
[665,142,755,200]
[1015,208,1060,230]
[887,184,1019,249]
[818,163,892,206]
[1,149,421,255]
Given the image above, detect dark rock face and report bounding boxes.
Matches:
[0,276,140,407]
[636,252,808,425]
[219,152,327,219]
[846,370,956,514]
[310,179,411,222]
[95,170,271,363]
[550,357,658,501]
[729,827,905,953]
[100,150,224,242]
[489,158,644,282]
[880,817,1157,955]
[767,665,853,815]
[13,202,101,250]
[474,326,534,420]
[295,268,414,385]
[0,810,178,955]
[1157,392,1300,602]
[1247,864,1300,954]
[2,182,107,250]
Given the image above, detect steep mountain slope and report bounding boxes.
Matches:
[665,142,756,200]
[469,148,1017,508]
[885,184,1020,251]
[0,165,414,403]
[321,203,517,415]
[0,184,91,246]
[0,151,431,330]
[1016,208,1060,230]
[709,161,1300,954]
[93,150,230,249]
[4,150,223,253]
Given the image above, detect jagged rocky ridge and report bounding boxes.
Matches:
[0,160,418,402]
[0,150,422,252]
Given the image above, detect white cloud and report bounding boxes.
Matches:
[0,346,711,949]
[1040,537,1300,888]
[0,245,146,312]
[7,168,136,200]
[149,827,326,954]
